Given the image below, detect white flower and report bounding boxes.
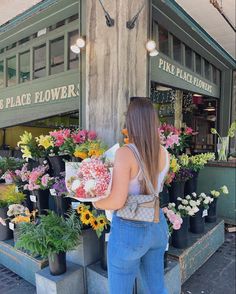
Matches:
[190,200,197,207]
[186,195,191,200]
[192,192,197,197]
[221,185,229,194]
[168,203,175,208]
[188,210,195,216]
[178,205,184,210]
[196,200,201,206]
[193,207,199,213]
[71,179,81,192]
[84,179,97,193]
[203,199,209,205]
[211,190,220,197]
[200,192,207,198]
[185,206,192,211]
[177,197,182,201]
[182,199,188,205]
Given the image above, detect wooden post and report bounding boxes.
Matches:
[86,0,150,145]
[174,90,183,129]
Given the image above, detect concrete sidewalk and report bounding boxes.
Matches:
[0,232,235,294]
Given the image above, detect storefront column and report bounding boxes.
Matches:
[86,0,149,145]
[174,90,183,129]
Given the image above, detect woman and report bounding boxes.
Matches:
[95,97,170,294]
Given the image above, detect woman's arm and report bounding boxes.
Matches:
[93,147,131,210]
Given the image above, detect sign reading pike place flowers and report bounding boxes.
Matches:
[0,84,79,111]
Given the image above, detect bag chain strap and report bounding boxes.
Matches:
[126,144,158,197]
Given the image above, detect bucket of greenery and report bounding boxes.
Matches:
[0,185,25,241]
[15,210,81,276]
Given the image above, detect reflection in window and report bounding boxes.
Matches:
[34,44,46,79]
[7,56,16,87]
[173,36,181,63]
[212,66,217,84]
[158,25,169,56]
[0,61,4,88]
[68,30,79,70]
[195,53,201,75]
[185,45,192,69]
[20,51,30,83]
[50,36,64,75]
[204,60,210,80]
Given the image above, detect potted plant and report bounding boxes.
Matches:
[185,152,215,195]
[189,192,214,234]
[0,185,25,241]
[5,204,37,243]
[16,210,81,276]
[24,165,54,215]
[211,120,236,161]
[162,206,183,266]
[76,204,110,270]
[50,177,71,217]
[206,185,229,223]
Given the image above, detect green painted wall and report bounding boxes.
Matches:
[197,166,236,224]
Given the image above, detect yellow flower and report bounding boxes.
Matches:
[17,131,32,146]
[21,145,32,160]
[210,128,217,135]
[12,215,30,224]
[76,204,86,214]
[96,215,108,227]
[90,217,100,230]
[36,135,54,149]
[80,210,93,225]
[74,150,88,159]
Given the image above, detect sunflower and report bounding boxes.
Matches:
[76,204,86,214]
[90,217,100,230]
[96,215,107,228]
[80,210,93,225]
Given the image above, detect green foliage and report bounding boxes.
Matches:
[0,157,25,176]
[0,186,25,208]
[16,210,81,258]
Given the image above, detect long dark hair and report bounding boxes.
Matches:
[126,97,161,193]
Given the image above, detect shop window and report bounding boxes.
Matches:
[204,60,210,80]
[212,65,217,84]
[68,30,79,70]
[6,43,16,51]
[49,20,65,31]
[0,60,4,88]
[185,45,192,69]
[7,56,16,87]
[68,14,79,23]
[19,51,30,83]
[158,25,169,56]
[195,53,201,75]
[173,36,182,63]
[50,36,64,75]
[19,37,30,45]
[34,44,46,79]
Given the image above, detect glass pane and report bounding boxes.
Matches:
[20,51,30,83]
[68,30,79,70]
[7,56,16,87]
[158,25,169,56]
[212,66,217,84]
[68,14,79,23]
[0,61,4,88]
[195,53,201,75]
[34,44,46,79]
[50,36,64,75]
[173,36,181,63]
[204,60,210,80]
[185,45,192,69]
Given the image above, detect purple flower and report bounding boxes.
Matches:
[52,178,68,196]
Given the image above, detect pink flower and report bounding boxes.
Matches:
[88,131,97,140]
[162,207,168,214]
[41,174,50,187]
[185,127,193,135]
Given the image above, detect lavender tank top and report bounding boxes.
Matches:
[128,145,169,195]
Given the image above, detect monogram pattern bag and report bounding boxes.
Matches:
[116,144,160,223]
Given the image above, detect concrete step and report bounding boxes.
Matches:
[87,259,181,294]
[168,219,225,283]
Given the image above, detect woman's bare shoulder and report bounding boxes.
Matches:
[115,146,133,159]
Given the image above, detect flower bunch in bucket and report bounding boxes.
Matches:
[162,206,183,233]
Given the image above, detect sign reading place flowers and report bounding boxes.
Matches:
[0,72,80,128]
[151,54,220,98]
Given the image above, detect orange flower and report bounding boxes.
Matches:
[74,151,88,159]
[124,137,130,144]
[121,128,128,136]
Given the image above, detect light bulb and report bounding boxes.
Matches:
[70,45,80,54]
[149,49,159,57]
[146,40,156,52]
[76,38,86,48]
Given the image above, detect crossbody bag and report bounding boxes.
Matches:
[116,144,160,223]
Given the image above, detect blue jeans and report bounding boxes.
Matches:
[108,209,169,294]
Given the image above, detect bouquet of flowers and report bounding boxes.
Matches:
[73,140,106,160]
[170,194,201,216]
[66,158,112,202]
[76,203,109,237]
[188,153,215,172]
[162,206,183,234]
[211,185,229,198]
[1,170,17,184]
[23,165,54,191]
[7,204,37,225]
[159,124,180,150]
[52,177,68,197]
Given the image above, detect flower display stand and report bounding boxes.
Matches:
[0,239,48,285]
[86,259,181,294]
[168,219,224,283]
[35,262,84,294]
